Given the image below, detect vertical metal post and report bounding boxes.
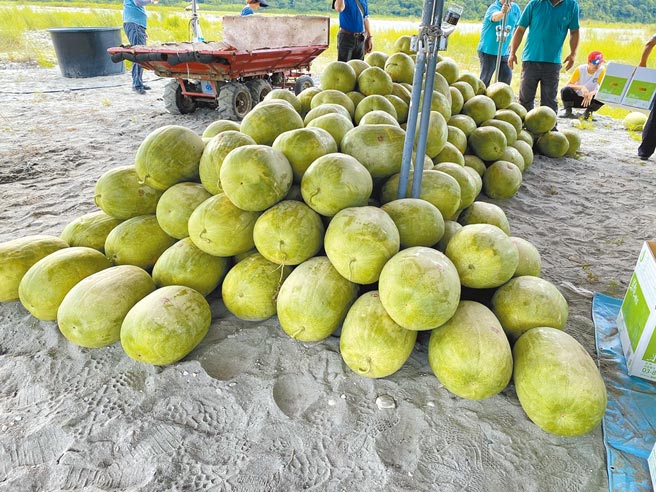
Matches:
[493,0,509,84]
[397,0,433,199]
[411,37,440,197]
[397,0,446,199]
[191,0,203,42]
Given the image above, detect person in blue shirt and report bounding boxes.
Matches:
[122,0,158,95]
[508,0,580,113]
[477,0,522,87]
[241,0,269,16]
[333,0,373,62]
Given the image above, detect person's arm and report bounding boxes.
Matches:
[562,29,578,70]
[507,25,525,70]
[595,67,606,87]
[582,66,605,105]
[334,0,345,13]
[563,1,580,71]
[566,69,580,89]
[364,16,372,53]
[134,0,155,6]
[491,1,510,22]
[639,34,656,67]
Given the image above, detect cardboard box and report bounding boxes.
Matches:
[622,67,656,110]
[597,63,656,113]
[616,241,656,382]
[222,15,330,51]
[597,62,634,104]
[649,441,656,491]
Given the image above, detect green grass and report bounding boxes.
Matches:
[1,2,651,123]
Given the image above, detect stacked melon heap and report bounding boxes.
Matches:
[0,37,605,437]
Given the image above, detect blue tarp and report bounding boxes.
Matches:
[592,293,656,492]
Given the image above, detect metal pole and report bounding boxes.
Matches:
[493,0,509,84]
[411,36,440,197]
[191,0,203,42]
[397,0,445,199]
[397,44,427,199]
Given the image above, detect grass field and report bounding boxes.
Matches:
[2,2,652,120]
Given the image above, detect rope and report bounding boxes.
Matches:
[0,77,164,95]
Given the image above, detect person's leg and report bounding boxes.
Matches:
[559,87,575,117]
[498,56,512,85]
[518,62,539,111]
[582,99,604,120]
[124,22,146,91]
[351,36,365,61]
[560,86,582,107]
[588,99,604,112]
[478,51,496,87]
[337,32,356,62]
[538,62,561,113]
[638,107,656,159]
[560,86,586,117]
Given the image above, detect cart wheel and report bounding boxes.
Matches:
[163,79,197,115]
[217,82,252,121]
[294,75,315,95]
[246,79,272,105]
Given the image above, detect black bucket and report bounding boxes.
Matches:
[48,27,124,78]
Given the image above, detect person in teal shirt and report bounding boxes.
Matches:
[508,0,580,113]
[477,0,522,87]
[123,0,158,94]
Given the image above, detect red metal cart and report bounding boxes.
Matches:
[108,15,330,120]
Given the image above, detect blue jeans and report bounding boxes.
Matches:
[123,22,147,90]
[478,51,512,87]
[518,61,561,113]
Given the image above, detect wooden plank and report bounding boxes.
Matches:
[222,15,330,51]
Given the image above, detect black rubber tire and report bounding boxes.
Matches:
[294,75,315,95]
[246,79,272,105]
[217,82,252,121]
[163,79,197,115]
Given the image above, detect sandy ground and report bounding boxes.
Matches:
[1,64,655,492]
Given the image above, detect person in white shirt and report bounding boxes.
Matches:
[560,50,606,120]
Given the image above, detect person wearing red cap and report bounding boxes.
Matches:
[559,50,606,120]
[638,33,656,161]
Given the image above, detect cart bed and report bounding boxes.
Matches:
[108,42,327,81]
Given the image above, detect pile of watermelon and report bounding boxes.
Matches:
[0,39,606,437]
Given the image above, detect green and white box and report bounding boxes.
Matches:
[597,62,634,104]
[616,241,656,382]
[621,67,656,110]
